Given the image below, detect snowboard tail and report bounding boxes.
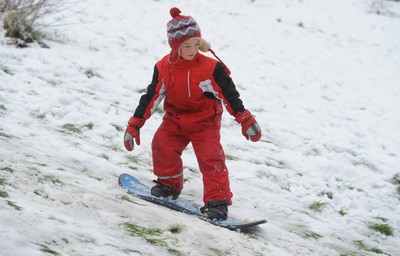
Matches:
[118,173,267,230]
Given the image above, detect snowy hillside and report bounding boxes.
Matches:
[1,0,400,255]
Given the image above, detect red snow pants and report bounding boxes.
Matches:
[151,112,233,205]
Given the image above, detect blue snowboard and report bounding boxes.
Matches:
[118,173,267,231]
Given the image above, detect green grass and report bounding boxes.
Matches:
[354,240,383,254]
[126,155,140,164]
[0,64,14,75]
[38,244,61,256]
[60,123,81,133]
[123,222,164,245]
[83,123,94,130]
[168,224,184,234]
[2,167,14,173]
[0,178,8,198]
[0,104,6,111]
[309,201,327,212]
[0,190,9,198]
[7,200,22,211]
[84,68,102,78]
[123,222,182,255]
[368,222,394,236]
[99,153,109,160]
[338,208,347,216]
[39,175,64,186]
[209,247,228,256]
[59,123,94,134]
[225,154,239,161]
[0,178,7,186]
[111,123,124,132]
[120,195,144,205]
[32,110,46,120]
[154,107,164,114]
[318,191,333,199]
[392,173,400,194]
[0,131,12,138]
[303,230,322,240]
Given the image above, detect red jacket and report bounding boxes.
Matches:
[134,52,245,123]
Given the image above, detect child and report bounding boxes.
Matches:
[124,7,261,220]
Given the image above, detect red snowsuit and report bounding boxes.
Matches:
[133,52,245,205]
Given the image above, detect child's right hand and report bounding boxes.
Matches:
[124,117,145,151]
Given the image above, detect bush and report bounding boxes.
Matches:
[1,0,75,46]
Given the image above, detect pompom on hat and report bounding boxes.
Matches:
[167,7,211,63]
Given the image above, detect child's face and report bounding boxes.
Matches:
[180,38,201,61]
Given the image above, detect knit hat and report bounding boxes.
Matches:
[167,7,210,63]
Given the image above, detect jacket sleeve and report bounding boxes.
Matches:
[133,65,166,119]
[212,62,245,115]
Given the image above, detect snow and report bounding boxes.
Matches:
[1,0,400,255]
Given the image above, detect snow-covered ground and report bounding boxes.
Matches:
[1,0,400,255]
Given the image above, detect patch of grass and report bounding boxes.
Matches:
[123,222,182,255]
[303,230,322,240]
[7,200,22,211]
[59,123,93,134]
[138,88,147,93]
[209,247,228,256]
[1,166,14,173]
[169,224,184,234]
[126,155,140,164]
[338,208,347,216]
[123,248,142,254]
[120,195,143,205]
[368,222,394,236]
[0,131,12,138]
[154,107,164,114]
[0,64,14,75]
[60,123,81,133]
[354,240,383,254]
[31,109,46,120]
[39,175,63,186]
[318,191,333,199]
[0,104,7,110]
[99,153,109,160]
[83,123,94,130]
[111,123,124,132]
[0,190,9,198]
[225,154,239,161]
[168,248,183,256]
[34,189,48,198]
[36,113,46,119]
[374,216,388,222]
[309,201,327,212]
[84,68,102,78]
[0,178,7,186]
[38,244,61,256]
[391,173,400,194]
[120,195,133,202]
[123,222,164,245]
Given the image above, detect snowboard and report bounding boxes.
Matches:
[118,173,267,231]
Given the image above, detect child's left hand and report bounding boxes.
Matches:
[235,110,262,142]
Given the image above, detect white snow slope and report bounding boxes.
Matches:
[1,0,400,255]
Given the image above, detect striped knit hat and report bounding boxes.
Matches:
[167,7,209,63]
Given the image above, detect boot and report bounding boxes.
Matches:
[200,200,229,220]
[151,181,181,200]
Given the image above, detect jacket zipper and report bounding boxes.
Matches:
[187,70,191,97]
